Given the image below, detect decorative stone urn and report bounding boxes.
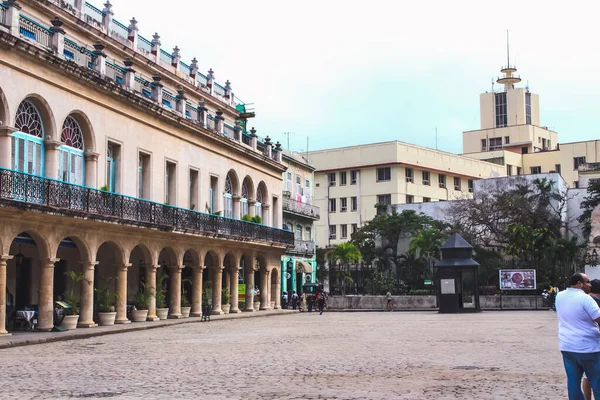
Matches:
[131,309,148,322]
[97,312,117,326]
[156,308,169,320]
[221,304,230,314]
[181,307,191,318]
[61,315,79,330]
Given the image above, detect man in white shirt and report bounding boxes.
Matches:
[556,273,600,400]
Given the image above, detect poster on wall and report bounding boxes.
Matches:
[499,269,536,290]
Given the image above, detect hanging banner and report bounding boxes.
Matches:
[238,284,246,304]
[499,269,536,290]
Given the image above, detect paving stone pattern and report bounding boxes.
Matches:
[0,311,565,399]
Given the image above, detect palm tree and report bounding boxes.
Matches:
[408,227,446,278]
[330,242,361,295]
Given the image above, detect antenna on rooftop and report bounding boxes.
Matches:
[506,30,510,68]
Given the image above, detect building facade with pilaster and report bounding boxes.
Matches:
[0,0,293,335]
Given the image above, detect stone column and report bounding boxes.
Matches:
[146,265,159,321]
[215,110,225,135]
[211,266,223,315]
[92,43,107,76]
[115,263,131,324]
[190,58,199,79]
[260,270,269,310]
[274,267,281,309]
[84,151,99,188]
[175,88,186,116]
[266,270,272,308]
[229,265,240,313]
[5,0,22,37]
[168,265,183,319]
[190,266,204,317]
[249,200,256,218]
[207,68,215,95]
[49,17,66,56]
[0,126,16,169]
[151,33,161,64]
[0,256,13,335]
[44,139,62,180]
[262,204,271,227]
[171,46,181,67]
[78,261,98,327]
[123,58,136,90]
[244,264,255,312]
[233,196,241,220]
[233,124,242,144]
[250,128,258,151]
[37,258,58,332]
[101,1,113,33]
[197,99,208,128]
[127,17,139,49]
[151,75,163,105]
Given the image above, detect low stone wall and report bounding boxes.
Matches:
[327,295,437,310]
[327,295,546,310]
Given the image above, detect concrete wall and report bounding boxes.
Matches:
[326,295,547,310]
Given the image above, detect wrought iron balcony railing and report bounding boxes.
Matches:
[282,197,320,220]
[0,168,294,246]
[288,239,315,256]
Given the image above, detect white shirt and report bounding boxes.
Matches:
[556,288,600,353]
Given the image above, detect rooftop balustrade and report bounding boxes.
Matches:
[282,197,320,220]
[0,168,294,247]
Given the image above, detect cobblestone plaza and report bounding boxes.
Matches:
[0,311,565,399]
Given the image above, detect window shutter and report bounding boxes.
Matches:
[74,153,83,185]
[17,138,25,172]
[138,163,143,198]
[11,136,15,170]
[27,141,34,174]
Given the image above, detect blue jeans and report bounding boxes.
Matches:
[562,351,600,400]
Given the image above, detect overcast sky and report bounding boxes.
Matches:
[110,0,600,154]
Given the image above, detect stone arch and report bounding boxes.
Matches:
[256,253,268,271]
[158,246,179,267]
[128,243,154,266]
[223,251,237,270]
[241,176,255,201]
[225,169,240,196]
[9,229,52,260]
[15,94,57,141]
[54,235,93,268]
[60,110,96,152]
[0,85,10,127]
[256,181,268,204]
[182,248,200,267]
[204,249,221,268]
[95,240,126,266]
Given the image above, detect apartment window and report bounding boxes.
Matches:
[295,224,303,240]
[286,171,292,192]
[495,92,507,127]
[351,223,358,235]
[574,156,586,170]
[504,136,510,145]
[506,164,512,176]
[481,139,487,151]
[438,174,446,188]
[304,178,311,200]
[377,194,391,205]
[340,197,348,212]
[468,179,473,193]
[376,167,391,182]
[542,138,547,150]
[294,174,302,197]
[350,170,358,185]
[405,168,413,183]
[165,161,177,205]
[328,172,336,186]
[329,225,337,240]
[453,177,461,190]
[530,166,542,174]
[340,224,348,239]
[574,181,580,189]
[328,198,337,212]
[406,195,414,204]
[351,196,357,212]
[340,171,347,186]
[106,142,120,193]
[489,137,502,150]
[138,152,151,199]
[423,197,431,203]
[189,169,199,210]
[422,171,430,185]
[555,164,562,175]
[526,93,532,124]
[305,226,312,240]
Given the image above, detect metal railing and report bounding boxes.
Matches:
[19,15,53,48]
[289,239,315,255]
[0,168,294,246]
[85,2,103,22]
[282,197,320,219]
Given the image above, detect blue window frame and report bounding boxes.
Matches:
[63,49,75,60]
[185,110,192,118]
[58,147,84,185]
[162,99,172,108]
[20,27,36,40]
[11,133,44,176]
[116,76,123,85]
[142,89,152,99]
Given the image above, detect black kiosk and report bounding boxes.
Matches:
[434,234,481,313]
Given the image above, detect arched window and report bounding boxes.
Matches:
[58,116,84,185]
[255,186,263,219]
[223,174,233,218]
[241,181,249,217]
[12,100,44,176]
[295,224,302,240]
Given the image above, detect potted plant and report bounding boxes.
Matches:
[221,287,231,314]
[251,215,262,224]
[181,278,191,318]
[132,283,153,322]
[95,286,119,326]
[241,214,252,222]
[61,271,89,330]
[155,271,169,320]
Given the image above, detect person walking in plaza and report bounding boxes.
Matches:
[385,291,393,311]
[291,291,299,310]
[556,272,600,400]
[581,279,600,400]
[317,290,327,315]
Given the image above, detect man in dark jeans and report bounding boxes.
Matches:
[317,291,327,315]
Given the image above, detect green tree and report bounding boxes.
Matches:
[330,242,361,295]
[407,226,447,278]
[579,180,600,240]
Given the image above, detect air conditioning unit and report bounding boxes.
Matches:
[406,177,413,183]
[439,183,446,188]
[423,180,430,186]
